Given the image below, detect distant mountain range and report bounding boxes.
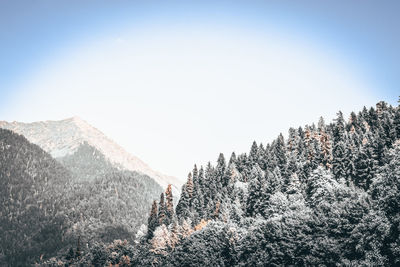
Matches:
[0,116,182,193]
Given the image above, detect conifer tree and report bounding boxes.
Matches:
[176,173,193,219]
[197,166,204,196]
[319,129,332,169]
[354,140,376,190]
[192,165,198,188]
[274,133,287,179]
[158,193,167,225]
[175,184,191,219]
[318,116,326,132]
[246,165,264,217]
[75,236,81,259]
[186,173,194,200]
[332,140,347,180]
[66,247,74,261]
[165,185,174,225]
[147,200,159,240]
[393,107,400,139]
[249,141,258,163]
[216,153,226,187]
[333,111,345,141]
[229,152,237,165]
[368,107,378,131]
[192,165,201,202]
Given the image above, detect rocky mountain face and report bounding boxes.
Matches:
[0,117,182,193]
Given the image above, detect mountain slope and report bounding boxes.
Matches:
[58,142,164,244]
[0,117,182,191]
[0,128,71,266]
[0,128,164,265]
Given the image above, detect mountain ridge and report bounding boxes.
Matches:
[0,116,182,192]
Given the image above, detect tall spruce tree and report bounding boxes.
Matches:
[246,165,264,217]
[165,184,174,225]
[147,200,159,240]
[249,141,258,164]
[158,193,167,225]
[216,153,226,188]
[354,139,376,190]
[274,133,287,179]
[175,173,193,219]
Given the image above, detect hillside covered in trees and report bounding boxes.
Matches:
[0,130,162,266]
[54,100,400,266]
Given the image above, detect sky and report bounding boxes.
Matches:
[0,0,399,181]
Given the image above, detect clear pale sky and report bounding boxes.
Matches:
[0,1,399,181]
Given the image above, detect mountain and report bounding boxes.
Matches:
[0,127,163,266]
[49,100,400,266]
[0,128,71,266]
[57,142,164,245]
[0,117,182,191]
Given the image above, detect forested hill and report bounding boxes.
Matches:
[0,128,71,265]
[57,100,400,266]
[0,129,163,266]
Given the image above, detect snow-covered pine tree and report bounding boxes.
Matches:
[165,185,174,225]
[158,193,167,225]
[147,200,159,240]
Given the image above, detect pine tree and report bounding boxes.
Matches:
[287,127,299,154]
[158,193,167,225]
[246,165,264,217]
[333,111,345,142]
[176,173,193,219]
[216,153,226,188]
[192,165,198,188]
[75,236,81,258]
[249,141,258,163]
[274,133,287,179]
[319,128,332,169]
[147,200,159,240]
[169,219,181,250]
[165,185,174,225]
[394,107,400,139]
[197,166,204,197]
[192,165,201,202]
[368,107,378,131]
[332,140,347,180]
[175,184,191,219]
[354,140,376,190]
[229,152,237,165]
[186,173,194,200]
[66,247,74,261]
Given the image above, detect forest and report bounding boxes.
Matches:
[1,100,400,266]
[56,100,400,266]
[0,131,162,266]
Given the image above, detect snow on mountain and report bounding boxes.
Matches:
[0,116,182,191]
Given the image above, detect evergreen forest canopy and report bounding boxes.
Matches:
[59,100,400,267]
[0,130,162,266]
[2,99,400,266]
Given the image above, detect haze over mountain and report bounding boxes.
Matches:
[0,117,182,192]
